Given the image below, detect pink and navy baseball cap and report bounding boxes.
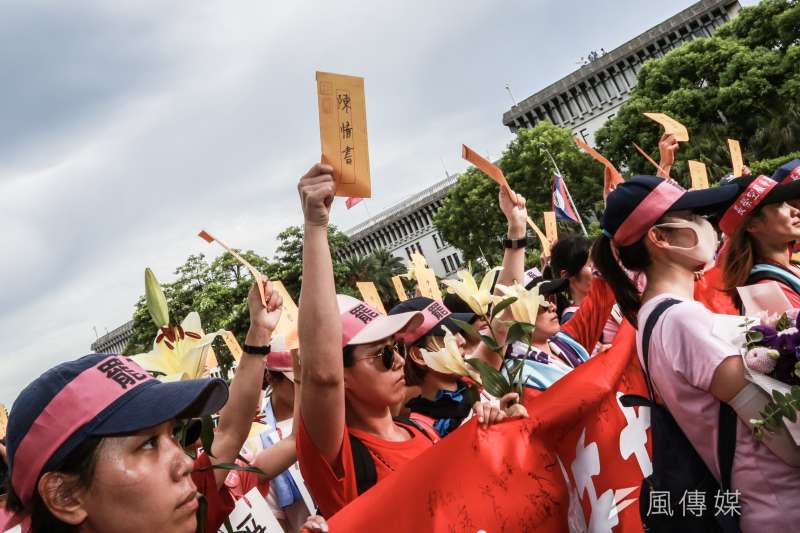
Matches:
[266,336,294,381]
[601,175,738,247]
[5,354,228,513]
[337,295,423,347]
[389,297,474,345]
[772,159,800,184]
[712,174,800,235]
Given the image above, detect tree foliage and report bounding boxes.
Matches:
[595,0,800,185]
[433,122,602,265]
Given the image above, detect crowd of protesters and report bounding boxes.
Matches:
[1,133,799,532]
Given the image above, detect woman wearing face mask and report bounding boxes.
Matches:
[717,170,800,308]
[592,175,800,531]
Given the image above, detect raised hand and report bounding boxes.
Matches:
[499,187,528,239]
[298,163,336,227]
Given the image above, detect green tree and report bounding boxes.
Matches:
[369,249,407,308]
[595,0,800,184]
[266,224,355,299]
[433,122,602,265]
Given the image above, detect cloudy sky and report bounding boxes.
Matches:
[0,0,755,405]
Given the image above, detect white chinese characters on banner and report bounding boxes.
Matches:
[218,487,283,533]
[557,390,653,532]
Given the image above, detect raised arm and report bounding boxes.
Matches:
[211,280,282,487]
[472,187,528,369]
[297,163,345,464]
[656,133,678,180]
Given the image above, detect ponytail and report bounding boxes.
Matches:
[590,235,651,328]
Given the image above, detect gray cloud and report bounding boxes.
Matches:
[1,0,747,404]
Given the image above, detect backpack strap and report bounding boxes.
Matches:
[393,416,438,442]
[348,433,377,496]
[638,298,739,530]
[748,263,800,295]
[639,298,681,402]
[349,417,437,495]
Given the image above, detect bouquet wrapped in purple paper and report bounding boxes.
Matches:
[742,308,800,441]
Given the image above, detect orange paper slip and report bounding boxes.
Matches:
[643,112,689,142]
[727,139,744,177]
[316,71,371,198]
[543,211,558,243]
[688,160,709,189]
[527,217,551,254]
[356,281,386,313]
[461,144,513,196]
[271,280,299,339]
[198,230,266,307]
[391,275,408,301]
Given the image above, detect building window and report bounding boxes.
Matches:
[447,256,455,272]
[433,234,440,249]
[405,247,412,260]
[417,243,423,254]
[579,129,590,143]
[442,258,450,273]
[452,254,461,268]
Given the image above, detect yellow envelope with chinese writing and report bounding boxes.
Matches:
[543,211,558,243]
[316,71,371,198]
[727,139,744,177]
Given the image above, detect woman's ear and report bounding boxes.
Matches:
[37,471,89,526]
[408,346,427,367]
[646,225,671,250]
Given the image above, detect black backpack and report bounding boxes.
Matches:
[620,299,740,532]
[349,417,436,495]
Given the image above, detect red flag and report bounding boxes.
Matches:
[329,323,650,532]
[345,197,363,209]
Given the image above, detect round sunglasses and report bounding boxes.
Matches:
[351,342,407,370]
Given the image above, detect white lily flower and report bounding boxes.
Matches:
[495,281,545,324]
[419,327,482,383]
[131,312,225,381]
[441,267,502,316]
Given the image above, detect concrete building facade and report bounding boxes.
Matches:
[91,320,134,354]
[339,175,464,279]
[502,0,741,145]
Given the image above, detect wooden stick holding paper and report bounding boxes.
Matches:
[198,230,266,307]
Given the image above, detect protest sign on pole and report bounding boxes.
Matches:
[688,160,709,190]
[356,281,386,313]
[643,112,689,142]
[462,144,514,199]
[391,275,408,302]
[543,211,558,244]
[727,139,744,177]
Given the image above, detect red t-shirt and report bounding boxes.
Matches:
[561,276,616,350]
[693,265,739,315]
[296,415,436,518]
[192,452,235,532]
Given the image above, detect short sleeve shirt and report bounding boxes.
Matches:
[191,452,235,532]
[637,294,800,531]
[296,415,436,518]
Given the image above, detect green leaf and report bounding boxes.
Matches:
[451,318,478,339]
[506,322,534,345]
[144,268,170,328]
[466,358,512,398]
[491,297,517,320]
[200,415,215,458]
[479,334,502,352]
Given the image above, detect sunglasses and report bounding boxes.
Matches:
[353,342,407,370]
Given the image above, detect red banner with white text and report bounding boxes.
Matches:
[328,323,650,532]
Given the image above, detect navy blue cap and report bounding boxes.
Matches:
[389,297,474,342]
[772,159,800,184]
[602,175,738,246]
[6,353,228,504]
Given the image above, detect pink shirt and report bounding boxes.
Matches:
[637,294,800,532]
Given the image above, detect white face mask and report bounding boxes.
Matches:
[655,216,719,272]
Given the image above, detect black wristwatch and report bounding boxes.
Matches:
[502,236,528,249]
[242,344,271,356]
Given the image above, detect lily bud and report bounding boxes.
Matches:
[145,268,170,328]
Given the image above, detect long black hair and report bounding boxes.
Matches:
[5,436,103,533]
[548,235,590,318]
[590,234,653,328]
